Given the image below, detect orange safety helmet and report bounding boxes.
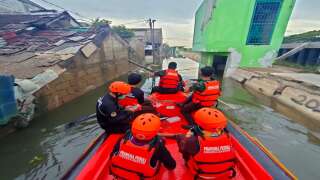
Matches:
[194,108,227,131]
[131,113,161,141]
[108,81,131,95]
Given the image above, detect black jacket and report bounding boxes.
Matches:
[96,94,133,133]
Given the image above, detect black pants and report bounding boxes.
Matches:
[181,102,202,125]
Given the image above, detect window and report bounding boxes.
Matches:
[246,0,282,45]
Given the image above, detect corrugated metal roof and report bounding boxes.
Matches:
[0,37,7,47]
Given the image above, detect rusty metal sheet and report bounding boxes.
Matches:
[81,42,97,58]
[0,52,35,63]
[0,62,44,79]
[54,40,66,46]
[69,36,86,42]
[37,30,76,37]
[0,47,25,55]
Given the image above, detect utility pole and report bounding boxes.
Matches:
[148,18,156,64]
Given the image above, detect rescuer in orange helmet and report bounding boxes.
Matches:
[110,113,176,179]
[96,81,136,134]
[176,108,236,179]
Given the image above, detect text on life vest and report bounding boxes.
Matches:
[204,146,231,154]
[119,151,147,164]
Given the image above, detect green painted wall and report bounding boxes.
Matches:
[193,0,296,68]
[200,53,213,67]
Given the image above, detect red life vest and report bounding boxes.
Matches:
[187,133,236,179]
[118,88,142,112]
[110,139,160,179]
[192,80,221,107]
[159,69,180,89]
[118,93,139,107]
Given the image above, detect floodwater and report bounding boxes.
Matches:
[0,58,319,180]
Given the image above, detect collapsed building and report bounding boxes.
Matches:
[0,0,143,127]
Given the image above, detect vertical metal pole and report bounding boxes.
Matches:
[148,19,153,63]
[152,20,156,64]
[148,18,156,88]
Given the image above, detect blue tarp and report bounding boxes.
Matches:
[0,75,17,125]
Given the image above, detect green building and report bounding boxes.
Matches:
[193,0,296,77]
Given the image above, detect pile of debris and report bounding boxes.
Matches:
[0,4,110,127]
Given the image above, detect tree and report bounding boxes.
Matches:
[284,30,320,43]
[111,25,135,40]
[91,18,112,26]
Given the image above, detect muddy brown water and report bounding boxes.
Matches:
[0,58,319,180]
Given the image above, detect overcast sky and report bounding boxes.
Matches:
[33,0,320,47]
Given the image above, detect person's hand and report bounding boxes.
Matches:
[184,86,190,93]
[125,106,137,112]
[186,130,193,138]
[125,105,141,112]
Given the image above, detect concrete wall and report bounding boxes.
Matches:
[230,68,320,124]
[129,39,145,65]
[34,33,131,111]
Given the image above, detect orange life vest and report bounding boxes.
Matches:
[118,88,142,112]
[110,139,160,179]
[159,69,180,89]
[118,91,139,107]
[187,133,236,179]
[192,80,221,107]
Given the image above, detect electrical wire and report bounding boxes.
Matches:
[36,0,89,21]
[35,0,148,25]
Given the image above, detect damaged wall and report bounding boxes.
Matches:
[224,48,242,77]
